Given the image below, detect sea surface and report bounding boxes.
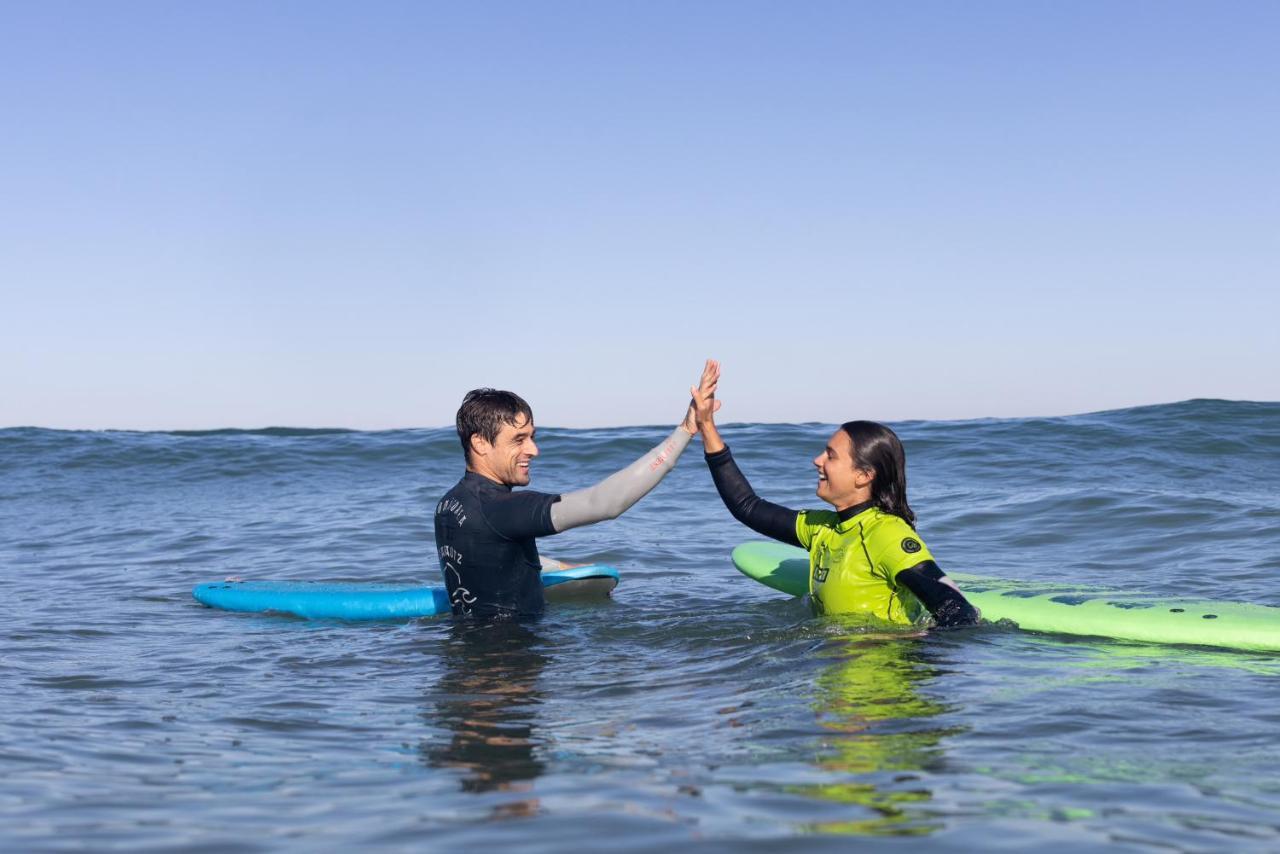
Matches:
[3,399,1280,852]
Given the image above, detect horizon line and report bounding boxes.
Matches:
[2,397,1271,435]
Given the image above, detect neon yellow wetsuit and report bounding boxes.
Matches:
[796,506,932,625]
[706,446,978,627]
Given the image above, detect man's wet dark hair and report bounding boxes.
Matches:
[840,420,916,528]
[456,388,534,464]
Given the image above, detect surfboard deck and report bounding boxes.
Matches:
[732,541,1280,652]
[193,564,619,620]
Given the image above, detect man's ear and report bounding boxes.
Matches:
[469,434,491,459]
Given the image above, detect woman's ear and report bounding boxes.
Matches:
[853,467,875,489]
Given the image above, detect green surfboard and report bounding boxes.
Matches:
[732,541,1280,653]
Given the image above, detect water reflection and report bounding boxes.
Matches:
[795,631,960,836]
[420,621,548,818]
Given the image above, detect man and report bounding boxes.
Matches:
[434,362,718,620]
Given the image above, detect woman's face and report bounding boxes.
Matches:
[813,429,873,509]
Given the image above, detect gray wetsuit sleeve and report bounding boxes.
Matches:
[550,424,692,533]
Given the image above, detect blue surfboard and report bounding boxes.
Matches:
[192,564,619,620]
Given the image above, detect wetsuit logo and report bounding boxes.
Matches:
[901,537,922,554]
[813,543,832,584]
[444,562,477,615]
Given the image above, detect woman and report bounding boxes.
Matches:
[692,361,979,628]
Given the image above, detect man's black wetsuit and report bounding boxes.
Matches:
[432,422,692,621]
[434,472,560,620]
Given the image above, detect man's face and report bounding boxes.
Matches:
[472,413,539,486]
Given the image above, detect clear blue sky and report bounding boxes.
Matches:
[3,1,1277,430]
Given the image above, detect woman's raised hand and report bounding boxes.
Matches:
[686,359,721,433]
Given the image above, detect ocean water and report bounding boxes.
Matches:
[2,399,1279,852]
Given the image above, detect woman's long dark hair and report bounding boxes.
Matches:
[840,420,915,528]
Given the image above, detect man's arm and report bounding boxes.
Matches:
[483,490,561,541]
[539,555,587,570]
[549,361,720,533]
[895,561,981,627]
[550,424,692,533]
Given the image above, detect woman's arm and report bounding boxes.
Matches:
[895,562,981,627]
[705,447,803,547]
[690,360,802,546]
